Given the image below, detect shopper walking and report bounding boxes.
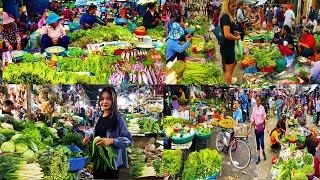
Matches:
[248,96,269,164]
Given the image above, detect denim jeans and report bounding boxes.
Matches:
[255,129,265,151]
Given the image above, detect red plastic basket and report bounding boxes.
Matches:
[133,29,147,36]
[288,139,298,143]
[260,66,275,72]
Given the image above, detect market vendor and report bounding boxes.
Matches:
[166,22,191,62]
[1,100,14,116]
[40,13,69,51]
[26,16,38,34]
[178,88,186,102]
[277,115,287,137]
[82,87,132,179]
[314,144,320,178]
[80,5,106,30]
[273,25,295,72]
[307,60,320,84]
[172,95,180,110]
[298,26,316,58]
[233,100,243,123]
[270,124,284,151]
[2,12,28,51]
[296,120,319,156]
[142,3,162,30]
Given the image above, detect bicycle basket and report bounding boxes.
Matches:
[233,123,249,137]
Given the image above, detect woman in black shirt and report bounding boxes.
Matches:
[219,0,241,84]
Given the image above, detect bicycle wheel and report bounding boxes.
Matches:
[216,129,225,152]
[229,139,251,169]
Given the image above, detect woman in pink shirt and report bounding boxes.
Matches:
[248,96,270,164]
[40,13,69,51]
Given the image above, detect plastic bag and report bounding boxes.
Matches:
[274,58,287,72]
[235,40,243,62]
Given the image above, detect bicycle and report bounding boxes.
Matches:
[215,123,251,169]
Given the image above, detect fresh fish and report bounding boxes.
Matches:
[144,50,148,56]
[149,66,157,84]
[138,72,142,85]
[131,51,134,58]
[141,71,149,85]
[123,72,129,84]
[121,51,126,60]
[145,67,153,85]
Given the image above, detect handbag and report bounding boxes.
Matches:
[255,123,265,134]
[210,24,225,45]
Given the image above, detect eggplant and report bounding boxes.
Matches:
[123,72,129,84]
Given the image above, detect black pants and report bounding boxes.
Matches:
[316,112,320,125]
[167,52,186,62]
[93,168,119,179]
[271,142,281,150]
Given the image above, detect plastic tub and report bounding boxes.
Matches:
[170,132,195,144]
[196,130,213,139]
[66,145,88,172]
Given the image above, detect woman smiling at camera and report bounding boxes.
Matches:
[82,87,132,179]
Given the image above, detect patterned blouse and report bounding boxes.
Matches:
[40,24,66,40]
[3,22,21,46]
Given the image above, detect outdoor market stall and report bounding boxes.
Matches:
[242,30,320,85]
[165,15,224,85]
[2,5,166,84]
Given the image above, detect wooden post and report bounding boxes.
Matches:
[27,84,32,120]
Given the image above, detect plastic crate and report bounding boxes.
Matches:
[27,48,42,54]
[195,136,211,151]
[66,145,87,172]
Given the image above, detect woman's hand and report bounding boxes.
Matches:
[96,138,114,146]
[234,31,241,36]
[53,38,59,45]
[17,43,22,51]
[235,35,241,40]
[8,44,13,51]
[82,136,92,146]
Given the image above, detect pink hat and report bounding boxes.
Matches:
[3,12,15,25]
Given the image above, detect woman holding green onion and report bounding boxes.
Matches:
[82,87,132,179]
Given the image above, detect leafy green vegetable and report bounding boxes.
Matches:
[0,129,16,139]
[182,149,222,179]
[92,136,118,171]
[61,132,84,150]
[292,169,307,180]
[23,53,35,63]
[15,143,29,153]
[180,61,223,84]
[161,149,182,178]
[146,26,166,40]
[303,154,313,165]
[36,149,69,180]
[0,134,7,145]
[1,141,15,152]
[304,165,315,175]
[22,149,35,159]
[137,117,161,133]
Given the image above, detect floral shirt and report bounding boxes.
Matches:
[40,24,66,40]
[3,22,21,46]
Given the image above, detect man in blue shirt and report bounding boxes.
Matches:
[80,5,106,30]
[233,100,243,123]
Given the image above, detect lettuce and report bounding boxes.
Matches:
[1,141,15,153]
[15,143,29,153]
